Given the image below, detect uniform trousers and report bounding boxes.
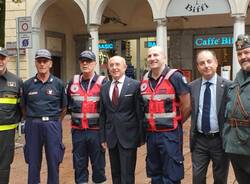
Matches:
[24,119,65,184]
[229,153,250,184]
[146,125,184,184]
[0,129,15,184]
[71,129,106,184]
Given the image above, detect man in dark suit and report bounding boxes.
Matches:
[190,49,231,184]
[99,56,144,184]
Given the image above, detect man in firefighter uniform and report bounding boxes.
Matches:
[141,46,191,184]
[0,48,22,184]
[67,50,107,184]
[21,49,67,184]
[223,34,250,184]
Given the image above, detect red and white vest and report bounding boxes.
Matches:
[140,69,182,132]
[69,75,105,129]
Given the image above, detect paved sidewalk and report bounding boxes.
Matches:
[10,116,237,183]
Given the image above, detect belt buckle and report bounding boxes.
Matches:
[42,116,49,121]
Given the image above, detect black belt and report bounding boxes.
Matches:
[196,132,220,138]
[27,116,59,122]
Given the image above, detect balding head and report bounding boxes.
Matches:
[108,56,127,81]
[147,46,166,72]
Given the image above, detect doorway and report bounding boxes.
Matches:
[51,56,61,78]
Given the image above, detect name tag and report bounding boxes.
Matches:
[7,81,16,87]
[28,91,38,95]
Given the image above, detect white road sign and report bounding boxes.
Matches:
[19,33,32,48]
[18,16,32,33]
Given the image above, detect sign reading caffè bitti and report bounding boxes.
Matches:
[167,0,230,17]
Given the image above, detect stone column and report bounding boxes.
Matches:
[28,27,40,78]
[232,15,245,79]
[88,24,100,74]
[156,18,168,64]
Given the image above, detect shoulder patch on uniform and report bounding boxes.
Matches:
[140,82,148,92]
[182,76,188,84]
[70,84,79,93]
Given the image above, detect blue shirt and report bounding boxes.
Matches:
[197,74,219,133]
[21,74,67,117]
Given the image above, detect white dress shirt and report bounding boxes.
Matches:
[197,74,219,133]
[109,75,125,100]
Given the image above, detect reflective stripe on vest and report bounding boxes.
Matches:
[142,94,175,100]
[0,124,18,131]
[145,112,176,119]
[0,97,19,104]
[71,96,100,102]
[72,112,99,119]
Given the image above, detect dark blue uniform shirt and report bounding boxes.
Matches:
[21,74,67,118]
[148,65,190,100]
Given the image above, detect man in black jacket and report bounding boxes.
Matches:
[100,56,144,184]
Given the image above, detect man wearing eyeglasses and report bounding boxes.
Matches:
[67,50,107,184]
[223,34,250,184]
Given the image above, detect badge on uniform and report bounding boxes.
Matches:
[70,84,79,93]
[46,89,54,95]
[7,81,16,87]
[141,82,148,92]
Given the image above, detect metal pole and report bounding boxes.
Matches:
[16,17,21,137]
[87,0,92,51]
[16,17,20,78]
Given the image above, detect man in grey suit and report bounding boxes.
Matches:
[190,50,231,184]
[99,56,144,184]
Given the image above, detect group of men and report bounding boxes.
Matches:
[0,33,249,184]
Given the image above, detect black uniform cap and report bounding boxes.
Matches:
[79,50,96,61]
[35,49,52,60]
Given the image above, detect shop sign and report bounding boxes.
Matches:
[167,0,230,17]
[99,43,114,50]
[194,34,234,48]
[144,41,156,48]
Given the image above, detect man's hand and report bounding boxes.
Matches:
[101,142,107,150]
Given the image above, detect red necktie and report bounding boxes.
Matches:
[112,81,119,106]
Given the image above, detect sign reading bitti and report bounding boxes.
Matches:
[167,0,230,17]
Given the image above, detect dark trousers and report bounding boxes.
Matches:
[71,129,106,184]
[191,134,229,184]
[24,119,65,184]
[146,127,184,184]
[108,142,137,184]
[229,153,250,184]
[0,129,15,184]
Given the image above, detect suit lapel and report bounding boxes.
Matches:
[194,79,202,119]
[118,76,129,106]
[106,81,113,105]
[216,76,224,115]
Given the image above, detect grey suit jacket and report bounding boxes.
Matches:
[189,75,231,152]
[99,76,144,149]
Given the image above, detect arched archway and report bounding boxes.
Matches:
[28,0,86,80]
